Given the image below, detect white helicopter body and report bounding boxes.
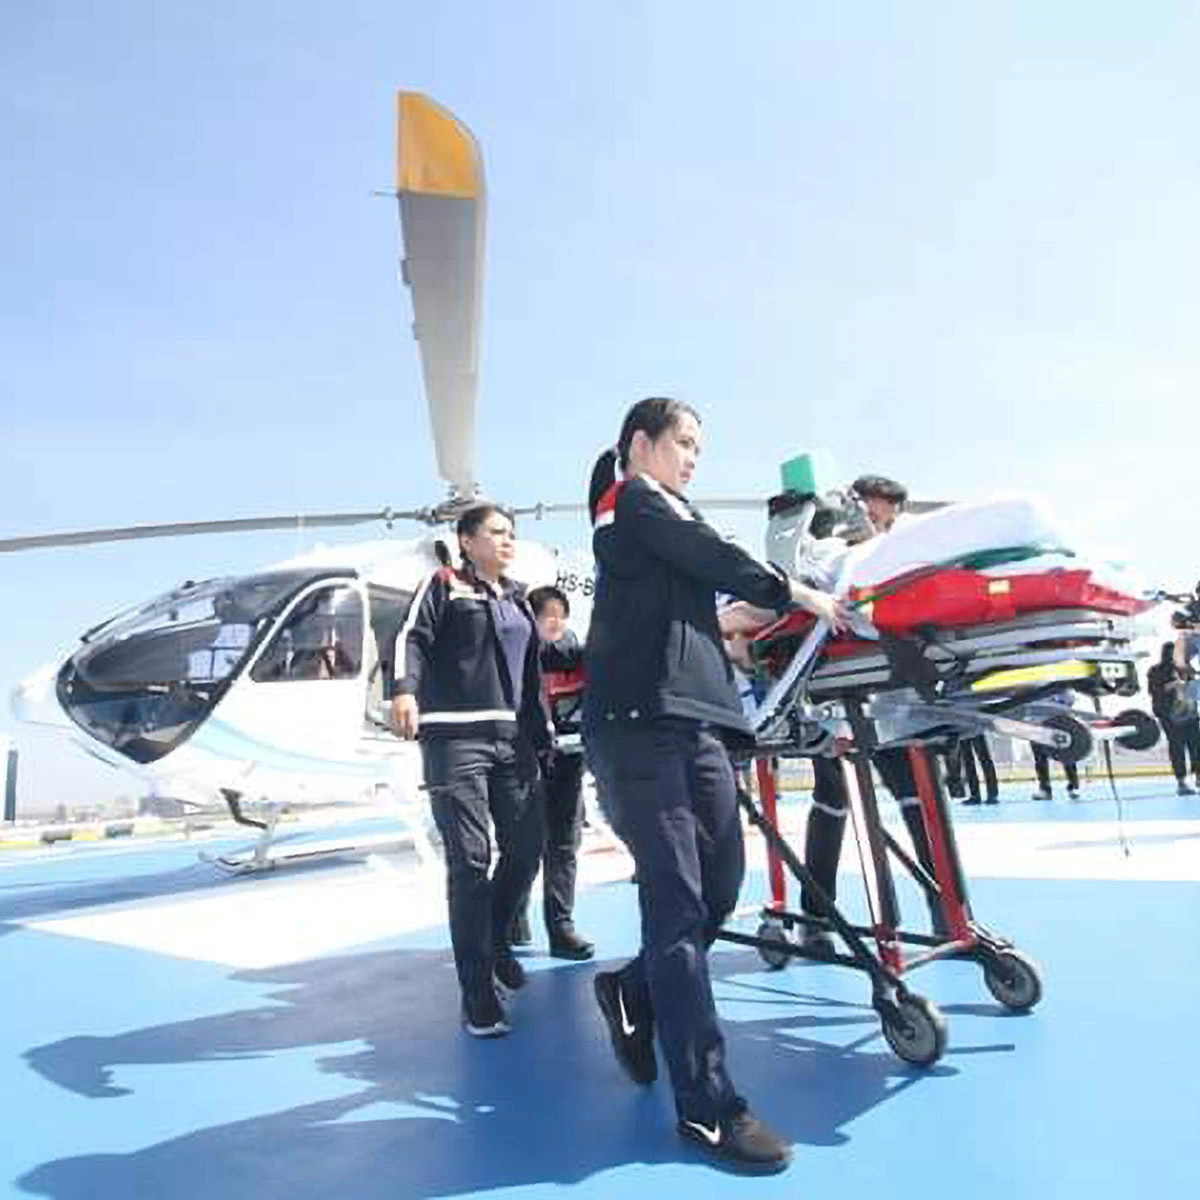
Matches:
[12,534,566,835]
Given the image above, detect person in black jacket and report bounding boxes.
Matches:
[510,585,595,960]
[391,504,552,1038]
[583,396,846,1174]
[795,474,949,949]
[1147,640,1200,795]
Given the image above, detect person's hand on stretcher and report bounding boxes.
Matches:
[718,584,849,637]
[719,584,850,670]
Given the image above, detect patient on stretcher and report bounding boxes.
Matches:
[722,491,1153,758]
[730,494,1148,657]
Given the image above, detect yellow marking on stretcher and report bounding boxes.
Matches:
[987,579,1012,594]
[970,659,1096,693]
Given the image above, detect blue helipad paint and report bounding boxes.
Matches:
[0,790,1195,1199]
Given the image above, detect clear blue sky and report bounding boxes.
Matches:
[2,2,1197,773]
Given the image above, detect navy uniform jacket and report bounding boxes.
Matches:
[584,475,791,735]
[395,565,552,749]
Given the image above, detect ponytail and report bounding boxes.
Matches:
[588,449,620,524]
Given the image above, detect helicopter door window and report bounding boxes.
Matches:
[251,586,364,683]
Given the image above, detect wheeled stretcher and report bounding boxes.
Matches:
[715,495,1160,1064]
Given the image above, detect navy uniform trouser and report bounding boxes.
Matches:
[1157,716,1200,781]
[801,747,936,916]
[539,750,586,933]
[420,735,545,996]
[1031,745,1079,792]
[945,736,999,801]
[585,716,745,1124]
[514,749,586,935]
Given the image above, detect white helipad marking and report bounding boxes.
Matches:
[16,805,1197,970]
[949,819,1200,881]
[744,806,1200,882]
[22,864,448,969]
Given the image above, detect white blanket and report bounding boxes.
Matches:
[836,496,1069,594]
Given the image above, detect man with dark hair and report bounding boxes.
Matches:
[510,584,595,960]
[850,474,908,535]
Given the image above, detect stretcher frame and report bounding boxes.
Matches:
[720,728,1040,1068]
[750,609,1155,763]
[718,607,1155,1067]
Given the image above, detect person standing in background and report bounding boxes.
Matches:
[1148,640,1199,795]
[510,584,595,960]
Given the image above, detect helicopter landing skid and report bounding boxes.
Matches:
[199,789,430,876]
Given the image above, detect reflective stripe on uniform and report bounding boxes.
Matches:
[422,709,517,724]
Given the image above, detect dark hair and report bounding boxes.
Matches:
[587,396,700,522]
[1162,641,1176,664]
[456,503,514,540]
[528,584,569,618]
[852,474,908,506]
[456,503,514,566]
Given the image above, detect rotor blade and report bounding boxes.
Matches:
[693,498,766,512]
[511,497,768,520]
[397,92,485,499]
[0,509,429,554]
[510,502,589,519]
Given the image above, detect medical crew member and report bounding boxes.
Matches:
[511,585,596,960]
[583,396,846,1174]
[391,504,551,1038]
[798,475,944,945]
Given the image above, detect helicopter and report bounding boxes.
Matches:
[4,93,591,871]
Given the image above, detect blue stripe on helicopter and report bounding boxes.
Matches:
[186,720,391,778]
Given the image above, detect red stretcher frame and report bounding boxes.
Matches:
[720,721,1043,1067]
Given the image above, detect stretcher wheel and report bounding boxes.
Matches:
[756,919,794,971]
[983,949,1043,1012]
[881,994,947,1066]
[1042,712,1093,764]
[1112,708,1159,752]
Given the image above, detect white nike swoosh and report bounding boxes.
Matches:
[683,1120,722,1146]
[616,988,636,1037]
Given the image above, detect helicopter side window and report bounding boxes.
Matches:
[251,586,364,683]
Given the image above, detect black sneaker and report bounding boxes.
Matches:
[548,928,595,961]
[494,951,526,993]
[1031,789,1052,801]
[984,794,999,805]
[1178,782,1196,796]
[593,970,656,1083]
[462,985,510,1038]
[962,796,982,806]
[677,1106,792,1174]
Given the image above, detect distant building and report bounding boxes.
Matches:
[2,735,16,822]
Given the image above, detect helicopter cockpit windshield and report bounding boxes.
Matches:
[56,569,339,763]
